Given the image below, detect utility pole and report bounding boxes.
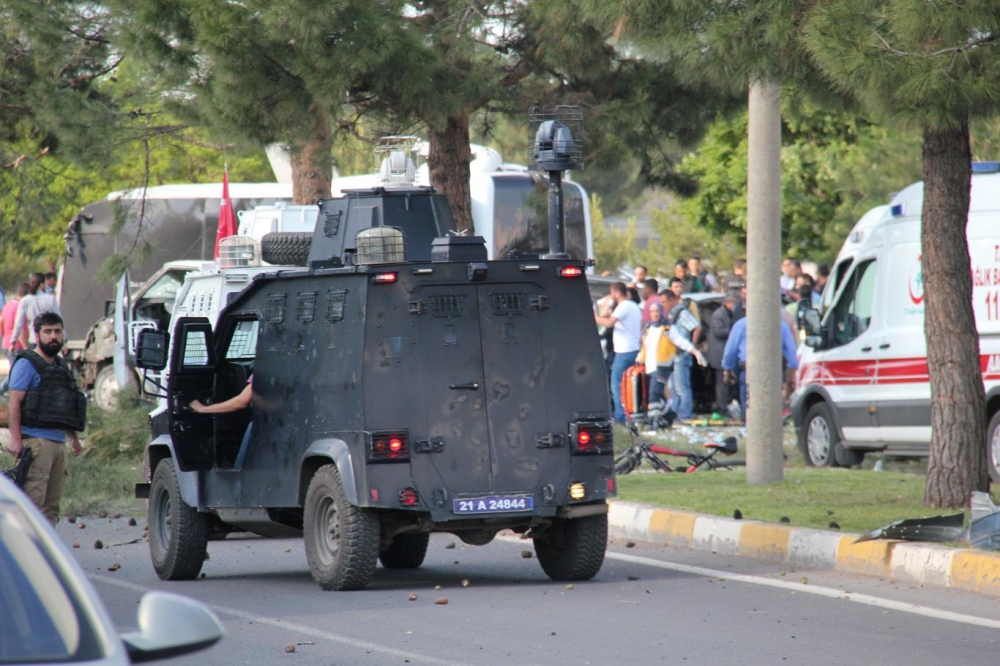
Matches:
[745,78,784,484]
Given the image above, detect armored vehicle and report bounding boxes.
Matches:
[136,173,615,590]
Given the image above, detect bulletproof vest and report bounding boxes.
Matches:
[13,350,87,432]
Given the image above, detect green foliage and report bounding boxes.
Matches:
[581,0,820,94]
[638,206,741,279]
[804,1,1000,128]
[83,391,151,463]
[0,123,270,290]
[674,99,923,262]
[590,194,637,275]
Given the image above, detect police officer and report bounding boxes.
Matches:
[6,312,85,524]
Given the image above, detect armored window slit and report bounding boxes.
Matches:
[326,289,348,322]
[296,291,317,323]
[323,210,342,237]
[182,331,210,367]
[430,294,465,319]
[266,293,286,325]
[491,292,526,316]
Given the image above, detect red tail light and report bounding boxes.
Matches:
[398,488,419,506]
[369,431,410,462]
[558,265,584,278]
[371,272,398,284]
[569,421,613,455]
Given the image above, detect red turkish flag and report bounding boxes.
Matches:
[214,168,237,259]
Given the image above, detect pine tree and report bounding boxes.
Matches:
[110,0,410,204]
[805,1,1000,507]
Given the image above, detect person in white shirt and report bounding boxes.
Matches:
[11,273,63,350]
[594,281,642,423]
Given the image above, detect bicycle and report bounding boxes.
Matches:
[614,435,744,475]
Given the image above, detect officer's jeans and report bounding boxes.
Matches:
[669,352,694,420]
[738,367,748,422]
[610,351,638,423]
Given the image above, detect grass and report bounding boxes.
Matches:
[616,468,932,534]
[611,421,975,535]
[0,397,983,537]
[0,391,149,519]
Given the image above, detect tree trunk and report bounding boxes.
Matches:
[922,119,988,508]
[289,104,332,205]
[428,112,473,233]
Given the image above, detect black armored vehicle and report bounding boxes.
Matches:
[135,117,615,590]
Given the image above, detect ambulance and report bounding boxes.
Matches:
[792,163,1000,479]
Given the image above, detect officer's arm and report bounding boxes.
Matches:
[190,383,253,414]
[7,389,25,457]
[12,302,27,349]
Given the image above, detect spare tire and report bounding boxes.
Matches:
[261,232,312,266]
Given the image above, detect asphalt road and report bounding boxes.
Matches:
[60,516,1000,666]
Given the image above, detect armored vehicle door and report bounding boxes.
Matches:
[113,270,132,390]
[413,283,550,494]
[166,317,218,471]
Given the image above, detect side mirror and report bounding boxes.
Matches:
[135,329,169,371]
[797,301,824,349]
[121,591,223,662]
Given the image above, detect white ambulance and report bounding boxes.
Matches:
[792,163,1000,479]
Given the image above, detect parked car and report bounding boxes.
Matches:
[0,474,223,663]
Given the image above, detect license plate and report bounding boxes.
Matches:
[453,495,534,514]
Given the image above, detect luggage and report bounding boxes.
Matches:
[620,365,647,416]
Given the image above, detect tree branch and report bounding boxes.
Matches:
[873,30,998,58]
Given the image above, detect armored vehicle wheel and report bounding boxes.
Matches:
[801,402,863,468]
[148,458,208,581]
[261,231,312,266]
[378,533,431,569]
[987,411,1000,483]
[304,464,380,590]
[533,514,608,582]
[93,364,137,411]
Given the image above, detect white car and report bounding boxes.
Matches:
[0,474,223,664]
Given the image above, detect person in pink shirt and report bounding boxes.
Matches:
[0,282,29,393]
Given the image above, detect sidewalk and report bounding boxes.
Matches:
[608,500,1000,598]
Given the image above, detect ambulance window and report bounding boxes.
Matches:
[831,258,852,299]
[829,259,877,347]
[225,319,259,360]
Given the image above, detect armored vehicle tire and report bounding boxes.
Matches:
[304,464,380,590]
[533,514,608,582]
[261,231,312,266]
[378,533,431,569]
[148,458,209,581]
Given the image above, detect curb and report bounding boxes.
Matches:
[608,500,1000,597]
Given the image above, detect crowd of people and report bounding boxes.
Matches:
[594,255,830,428]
